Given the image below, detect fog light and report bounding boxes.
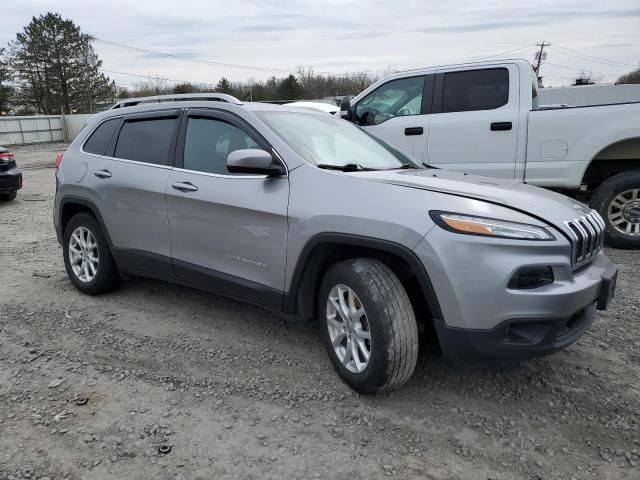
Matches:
[508,266,554,290]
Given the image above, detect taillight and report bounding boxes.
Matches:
[55,153,64,168]
[0,152,14,161]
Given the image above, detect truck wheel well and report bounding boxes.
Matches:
[583,137,640,189]
[292,241,438,345]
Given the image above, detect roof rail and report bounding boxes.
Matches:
[110,92,243,109]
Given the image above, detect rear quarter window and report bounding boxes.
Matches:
[83,118,120,156]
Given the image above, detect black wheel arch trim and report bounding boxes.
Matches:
[57,195,115,250]
[283,233,444,322]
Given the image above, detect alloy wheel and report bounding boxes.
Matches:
[68,226,99,283]
[326,284,372,374]
[608,188,640,236]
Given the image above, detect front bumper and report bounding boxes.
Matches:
[434,300,598,362]
[0,165,22,193]
[415,227,617,362]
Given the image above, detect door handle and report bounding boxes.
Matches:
[490,122,512,131]
[404,127,423,136]
[93,169,112,179]
[171,181,199,192]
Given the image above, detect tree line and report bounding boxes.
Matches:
[118,68,378,104]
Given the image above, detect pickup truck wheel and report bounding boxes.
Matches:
[319,258,419,393]
[63,213,120,295]
[591,171,640,249]
[0,191,17,202]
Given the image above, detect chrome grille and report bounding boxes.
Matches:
[564,210,605,266]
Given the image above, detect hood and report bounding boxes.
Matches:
[352,168,593,235]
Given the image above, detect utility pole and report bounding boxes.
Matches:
[533,41,550,87]
[79,38,97,113]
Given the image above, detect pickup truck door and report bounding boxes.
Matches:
[425,65,520,179]
[352,75,433,159]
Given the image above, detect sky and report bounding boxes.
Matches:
[1,0,639,90]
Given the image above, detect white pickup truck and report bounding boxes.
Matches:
[340,59,640,248]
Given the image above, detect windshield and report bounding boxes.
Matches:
[255,111,418,170]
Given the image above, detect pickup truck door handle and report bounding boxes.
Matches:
[404,127,423,136]
[171,181,199,193]
[93,169,112,179]
[490,122,512,131]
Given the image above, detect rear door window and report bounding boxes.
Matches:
[114,118,179,165]
[442,68,509,113]
[83,118,120,156]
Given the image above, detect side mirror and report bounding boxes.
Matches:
[227,149,285,176]
[340,96,353,121]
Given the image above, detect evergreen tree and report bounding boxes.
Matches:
[278,74,303,100]
[215,77,233,94]
[8,12,115,114]
[0,49,13,114]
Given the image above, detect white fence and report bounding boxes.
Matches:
[0,114,93,145]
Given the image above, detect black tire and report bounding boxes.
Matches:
[590,170,640,249]
[63,213,120,295]
[0,191,17,202]
[318,258,419,393]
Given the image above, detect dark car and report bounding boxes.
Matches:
[0,146,22,202]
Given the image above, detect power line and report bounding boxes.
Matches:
[477,44,534,60]
[95,38,291,74]
[102,69,219,87]
[550,43,636,69]
[95,37,385,77]
[544,62,625,79]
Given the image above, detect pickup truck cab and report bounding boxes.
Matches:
[341,59,640,248]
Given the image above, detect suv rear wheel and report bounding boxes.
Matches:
[591,170,640,249]
[63,213,120,295]
[319,258,419,393]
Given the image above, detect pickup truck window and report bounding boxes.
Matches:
[354,76,425,126]
[442,68,509,113]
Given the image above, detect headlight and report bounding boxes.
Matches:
[430,211,555,241]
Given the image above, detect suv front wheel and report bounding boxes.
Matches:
[319,258,419,393]
[63,213,120,295]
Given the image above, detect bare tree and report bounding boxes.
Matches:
[616,67,640,85]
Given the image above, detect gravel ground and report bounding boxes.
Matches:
[1,143,639,480]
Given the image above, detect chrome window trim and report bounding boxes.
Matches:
[80,150,173,170]
[172,167,269,179]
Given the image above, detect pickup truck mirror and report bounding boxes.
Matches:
[340,96,354,121]
[227,149,286,176]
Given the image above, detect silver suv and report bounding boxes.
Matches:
[54,93,618,393]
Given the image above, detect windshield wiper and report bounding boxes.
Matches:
[385,163,419,170]
[422,162,439,169]
[317,163,378,172]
